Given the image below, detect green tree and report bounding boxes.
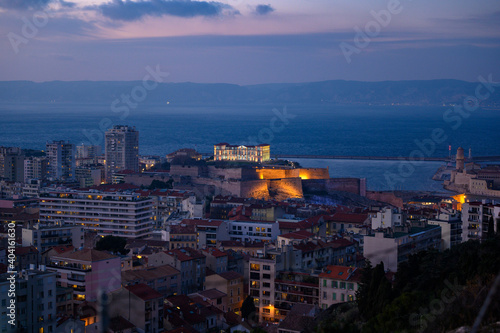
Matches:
[148,179,173,190]
[241,296,257,321]
[95,235,129,255]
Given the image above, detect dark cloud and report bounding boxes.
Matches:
[430,11,500,30]
[0,0,52,10]
[59,0,75,8]
[254,4,274,16]
[97,0,237,22]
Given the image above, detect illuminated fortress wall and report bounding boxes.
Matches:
[255,167,329,180]
[298,168,330,180]
[180,166,328,200]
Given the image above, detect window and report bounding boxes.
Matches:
[263,308,270,313]
[250,264,260,271]
[251,281,260,288]
[263,282,270,288]
[262,274,271,279]
[263,265,270,271]
[348,295,354,301]
[331,281,338,288]
[323,280,326,287]
[323,292,327,300]
[347,283,354,290]
[333,293,336,301]
[341,294,345,302]
[340,282,346,289]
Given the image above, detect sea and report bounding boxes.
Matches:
[0,103,499,192]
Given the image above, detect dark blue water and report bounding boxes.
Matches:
[0,103,498,191]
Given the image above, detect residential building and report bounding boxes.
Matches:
[14,246,40,271]
[319,265,362,309]
[363,224,442,272]
[205,271,244,314]
[46,140,76,180]
[75,167,102,187]
[168,224,197,249]
[76,144,101,159]
[0,147,24,182]
[189,288,228,312]
[201,248,228,274]
[55,286,74,317]
[273,271,320,322]
[105,125,139,182]
[0,147,19,177]
[292,238,357,269]
[326,212,370,235]
[0,181,23,199]
[0,267,57,333]
[109,284,164,333]
[428,209,462,250]
[22,222,84,253]
[462,202,500,242]
[148,248,206,294]
[277,230,315,249]
[182,219,229,248]
[47,249,121,302]
[164,295,221,333]
[24,156,48,182]
[214,143,270,163]
[39,190,155,239]
[248,247,300,323]
[22,179,42,198]
[228,220,280,243]
[3,154,24,182]
[371,207,404,229]
[121,264,181,297]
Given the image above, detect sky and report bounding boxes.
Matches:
[0,0,500,84]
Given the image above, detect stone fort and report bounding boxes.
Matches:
[169,165,365,200]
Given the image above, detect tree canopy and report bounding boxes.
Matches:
[95,235,129,255]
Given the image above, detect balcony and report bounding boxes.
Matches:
[274,302,292,311]
[67,276,86,283]
[47,264,91,272]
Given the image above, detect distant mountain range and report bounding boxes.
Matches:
[1,79,499,106]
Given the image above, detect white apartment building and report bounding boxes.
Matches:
[46,141,76,181]
[228,220,280,243]
[105,125,139,182]
[462,202,500,242]
[39,190,155,239]
[22,179,42,198]
[371,207,404,229]
[428,209,462,250]
[24,156,48,182]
